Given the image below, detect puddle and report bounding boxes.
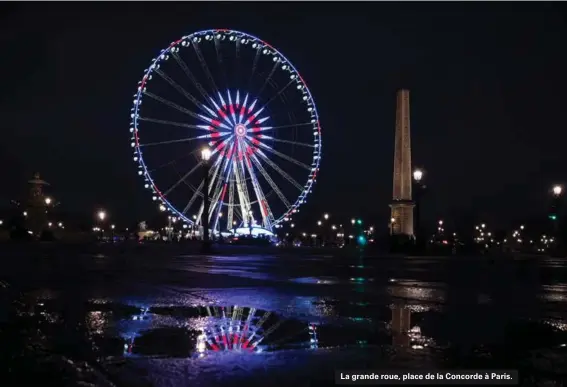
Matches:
[109,304,395,358]
[27,299,440,360]
[4,289,567,387]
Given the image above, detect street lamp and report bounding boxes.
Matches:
[550,184,564,243]
[45,197,52,205]
[96,210,106,241]
[413,169,425,243]
[201,146,212,251]
[413,169,423,183]
[323,213,329,220]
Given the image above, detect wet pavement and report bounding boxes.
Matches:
[1,246,567,386]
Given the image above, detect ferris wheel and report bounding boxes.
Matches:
[130,29,322,234]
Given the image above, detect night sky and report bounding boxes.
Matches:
[1,2,566,229]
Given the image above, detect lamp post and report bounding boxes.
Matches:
[551,184,563,246]
[201,147,212,252]
[97,210,106,241]
[413,169,425,242]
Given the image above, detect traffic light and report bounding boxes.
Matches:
[354,218,366,246]
[549,214,557,221]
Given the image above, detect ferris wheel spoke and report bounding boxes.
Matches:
[139,116,215,132]
[205,154,232,227]
[242,147,274,229]
[139,116,230,133]
[248,154,292,209]
[181,180,203,216]
[208,178,225,223]
[232,160,248,226]
[143,91,204,121]
[210,135,235,163]
[213,37,228,90]
[171,51,216,111]
[154,68,210,114]
[211,145,236,231]
[249,121,313,133]
[163,161,203,197]
[191,43,220,97]
[254,135,314,148]
[182,156,220,218]
[141,133,226,147]
[256,61,279,98]
[253,148,305,192]
[234,39,241,91]
[233,144,253,226]
[226,91,237,126]
[247,47,261,92]
[209,156,225,192]
[247,137,312,170]
[194,157,224,225]
[211,181,229,232]
[148,152,194,173]
[261,79,295,109]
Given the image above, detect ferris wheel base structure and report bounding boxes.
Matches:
[209,225,275,238]
[231,226,275,237]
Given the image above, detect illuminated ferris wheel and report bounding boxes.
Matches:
[130,29,322,234]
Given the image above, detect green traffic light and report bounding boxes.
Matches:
[356,219,362,225]
[549,214,557,220]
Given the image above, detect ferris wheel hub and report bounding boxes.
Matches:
[235,124,247,138]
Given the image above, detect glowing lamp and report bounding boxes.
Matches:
[201,147,212,162]
[413,169,423,182]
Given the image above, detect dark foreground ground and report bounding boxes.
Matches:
[1,243,567,386]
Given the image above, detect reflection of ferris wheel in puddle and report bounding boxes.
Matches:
[122,305,319,356]
[130,29,322,234]
[196,306,282,353]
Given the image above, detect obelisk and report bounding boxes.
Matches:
[389,89,414,237]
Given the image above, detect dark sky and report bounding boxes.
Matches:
[1,2,566,229]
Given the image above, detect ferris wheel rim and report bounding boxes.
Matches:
[130,28,322,227]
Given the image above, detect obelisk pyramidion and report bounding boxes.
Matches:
[390,89,414,237]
